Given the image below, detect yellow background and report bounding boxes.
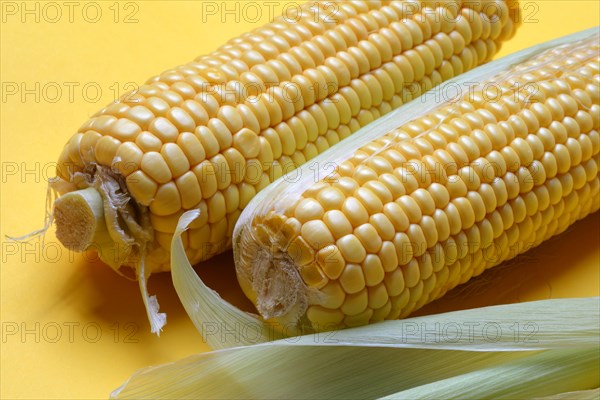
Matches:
[1,1,598,398]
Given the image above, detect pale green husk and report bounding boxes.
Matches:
[111,296,600,399]
[536,388,600,400]
[380,348,599,399]
[171,210,284,349]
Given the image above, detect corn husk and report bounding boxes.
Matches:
[536,388,600,400]
[111,296,599,399]
[380,348,599,399]
[171,210,283,349]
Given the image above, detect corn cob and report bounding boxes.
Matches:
[233,32,600,331]
[52,0,520,276]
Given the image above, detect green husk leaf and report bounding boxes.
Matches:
[379,348,600,399]
[535,388,600,400]
[171,210,285,350]
[111,297,599,399]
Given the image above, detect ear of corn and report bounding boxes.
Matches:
[232,29,600,332]
[52,0,520,276]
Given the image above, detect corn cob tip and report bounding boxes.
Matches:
[52,165,167,333]
[236,230,309,324]
[52,165,152,273]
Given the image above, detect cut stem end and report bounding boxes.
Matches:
[54,187,105,251]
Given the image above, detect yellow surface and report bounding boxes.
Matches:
[0,1,598,398]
